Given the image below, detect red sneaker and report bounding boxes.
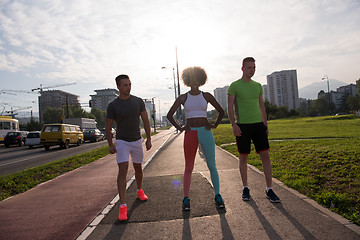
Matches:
[137,189,148,201]
[118,205,127,221]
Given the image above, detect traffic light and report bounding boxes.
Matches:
[151,113,155,119]
[89,100,92,107]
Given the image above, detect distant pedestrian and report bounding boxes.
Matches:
[227,57,280,203]
[106,74,152,222]
[167,66,225,211]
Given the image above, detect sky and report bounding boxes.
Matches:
[0,0,359,118]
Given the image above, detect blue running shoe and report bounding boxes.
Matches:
[215,194,225,208]
[242,187,251,201]
[183,197,190,211]
[266,189,281,203]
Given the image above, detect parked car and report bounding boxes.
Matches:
[4,131,28,147]
[41,124,83,150]
[83,129,104,142]
[25,131,41,148]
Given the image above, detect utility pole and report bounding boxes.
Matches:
[175,47,182,125]
[322,75,331,115]
[152,98,156,133]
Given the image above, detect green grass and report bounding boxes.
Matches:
[0,145,109,201]
[0,132,157,201]
[213,115,360,225]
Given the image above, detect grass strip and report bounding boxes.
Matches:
[0,132,158,201]
[0,146,109,201]
[213,115,360,226]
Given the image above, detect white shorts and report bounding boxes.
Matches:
[114,138,144,164]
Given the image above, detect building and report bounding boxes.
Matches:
[262,85,270,101]
[214,86,229,111]
[143,99,157,122]
[90,89,119,111]
[318,83,359,110]
[38,90,79,123]
[266,70,299,110]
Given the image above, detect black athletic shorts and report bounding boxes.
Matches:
[235,122,270,154]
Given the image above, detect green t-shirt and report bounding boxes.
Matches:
[227,78,263,124]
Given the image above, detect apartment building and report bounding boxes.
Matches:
[266,70,299,110]
[262,85,270,101]
[214,86,229,111]
[318,83,359,110]
[90,88,119,111]
[38,90,79,123]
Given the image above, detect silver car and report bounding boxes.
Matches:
[25,131,41,148]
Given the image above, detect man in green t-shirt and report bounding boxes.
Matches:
[227,57,280,203]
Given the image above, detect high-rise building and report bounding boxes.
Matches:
[214,86,229,111]
[266,70,299,110]
[38,90,79,123]
[90,89,119,111]
[144,99,154,120]
[262,85,270,101]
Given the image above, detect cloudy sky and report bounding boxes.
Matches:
[0,0,359,117]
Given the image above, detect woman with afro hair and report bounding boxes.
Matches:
[167,66,225,211]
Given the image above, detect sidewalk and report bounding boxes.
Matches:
[84,131,360,240]
[1,128,359,240]
[0,129,174,240]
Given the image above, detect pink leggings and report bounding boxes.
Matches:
[183,127,220,197]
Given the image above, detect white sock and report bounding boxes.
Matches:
[243,186,249,190]
[266,187,272,193]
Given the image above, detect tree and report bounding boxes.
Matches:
[25,117,42,131]
[43,107,63,124]
[70,105,94,119]
[347,96,360,112]
[312,98,329,116]
[264,100,278,120]
[289,109,300,117]
[91,108,106,129]
[275,106,289,119]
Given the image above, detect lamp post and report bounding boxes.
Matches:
[161,66,177,100]
[161,47,182,126]
[161,66,181,123]
[176,47,183,124]
[322,75,331,114]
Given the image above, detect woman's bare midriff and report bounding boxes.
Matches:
[186,117,208,127]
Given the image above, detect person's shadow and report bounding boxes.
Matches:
[274,203,317,239]
[246,201,283,240]
[217,208,235,240]
[182,211,192,240]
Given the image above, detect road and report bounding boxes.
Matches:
[0,140,108,176]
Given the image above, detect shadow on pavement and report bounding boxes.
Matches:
[246,200,283,240]
[182,211,192,240]
[217,209,235,240]
[274,203,317,240]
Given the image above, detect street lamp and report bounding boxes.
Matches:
[322,75,331,114]
[161,66,177,100]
